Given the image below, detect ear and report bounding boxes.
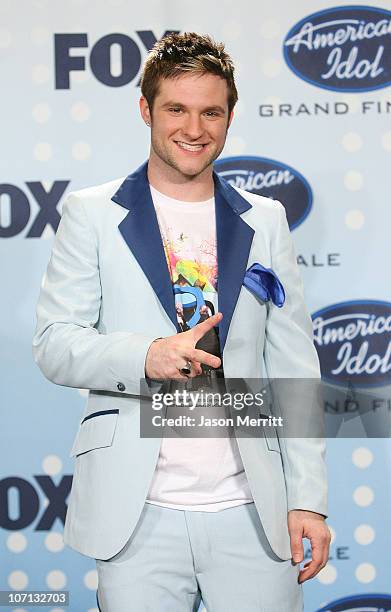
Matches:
[139,96,151,125]
[227,109,234,129]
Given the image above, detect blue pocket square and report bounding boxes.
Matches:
[243,263,285,308]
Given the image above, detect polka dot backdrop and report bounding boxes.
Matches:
[1,1,390,611]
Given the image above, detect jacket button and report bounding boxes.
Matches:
[117,382,125,392]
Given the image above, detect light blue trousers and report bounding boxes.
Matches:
[96,502,303,612]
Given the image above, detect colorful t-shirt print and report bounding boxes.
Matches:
[151,185,218,333]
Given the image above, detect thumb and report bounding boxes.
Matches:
[191,312,223,342]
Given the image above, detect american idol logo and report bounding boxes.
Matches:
[312,300,391,387]
[317,592,391,611]
[284,6,391,92]
[214,156,312,230]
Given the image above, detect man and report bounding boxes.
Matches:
[33,32,330,611]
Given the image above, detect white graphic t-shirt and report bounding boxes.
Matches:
[145,185,253,511]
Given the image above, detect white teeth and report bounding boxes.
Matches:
[177,141,204,151]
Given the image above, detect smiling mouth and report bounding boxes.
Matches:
[175,141,207,152]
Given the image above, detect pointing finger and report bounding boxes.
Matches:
[188,348,221,369]
[191,312,223,343]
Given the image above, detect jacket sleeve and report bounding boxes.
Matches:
[263,200,328,517]
[32,193,158,395]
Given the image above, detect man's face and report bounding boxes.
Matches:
[140,73,233,180]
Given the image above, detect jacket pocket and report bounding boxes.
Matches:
[264,431,281,453]
[260,415,281,453]
[69,409,119,457]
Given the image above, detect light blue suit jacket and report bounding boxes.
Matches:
[32,161,327,561]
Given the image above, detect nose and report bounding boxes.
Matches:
[182,113,204,141]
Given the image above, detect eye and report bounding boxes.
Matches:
[204,111,220,118]
[168,107,182,114]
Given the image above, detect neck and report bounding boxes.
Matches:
[147,152,215,202]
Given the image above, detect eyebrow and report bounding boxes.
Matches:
[161,101,226,113]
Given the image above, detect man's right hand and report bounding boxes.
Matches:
[145,312,223,379]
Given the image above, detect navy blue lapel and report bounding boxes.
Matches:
[213,172,254,352]
[111,162,178,329]
[111,161,255,353]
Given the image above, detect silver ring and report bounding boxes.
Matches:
[179,360,192,376]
